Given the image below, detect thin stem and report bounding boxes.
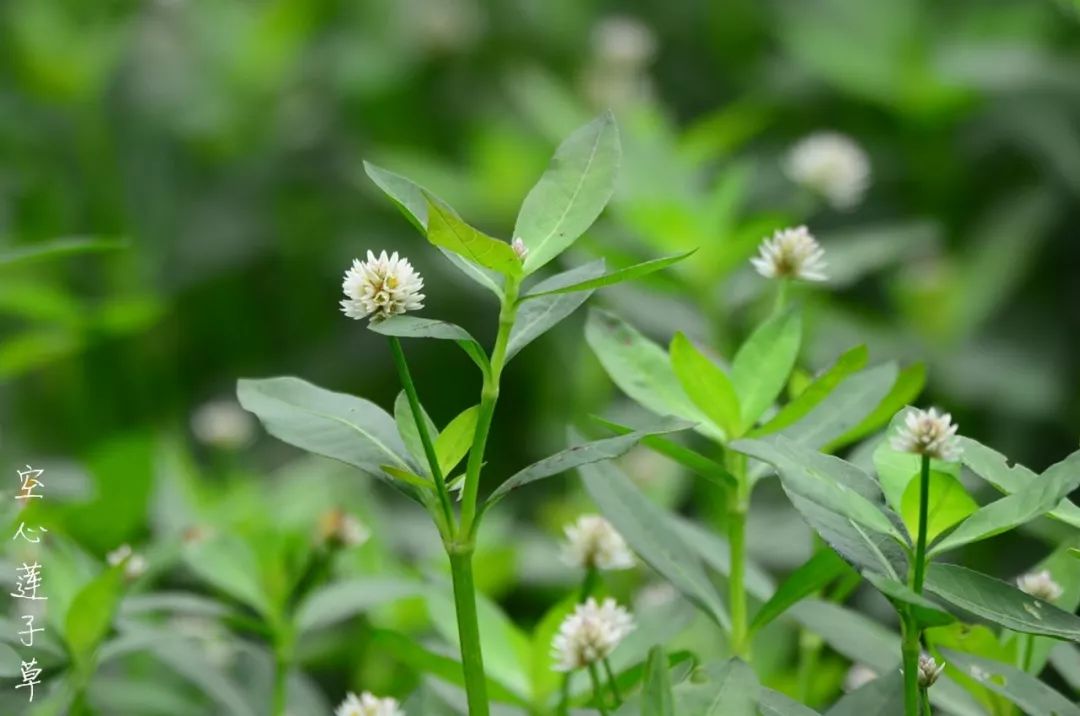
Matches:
[920,687,932,716]
[912,454,931,594]
[449,550,490,716]
[587,662,611,716]
[271,629,293,716]
[726,450,750,659]
[580,567,599,602]
[774,277,791,314]
[460,275,520,537]
[901,614,921,716]
[388,336,456,532]
[602,658,623,706]
[1018,633,1035,673]
[796,630,823,704]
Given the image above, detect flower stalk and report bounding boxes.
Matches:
[912,454,931,594]
[725,449,750,658]
[587,662,611,716]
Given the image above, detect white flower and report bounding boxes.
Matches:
[318,509,371,548]
[551,597,635,672]
[592,15,657,69]
[1017,569,1063,601]
[511,236,528,260]
[917,654,945,688]
[335,691,404,716]
[340,250,425,322]
[107,544,147,580]
[191,399,255,450]
[890,407,961,461]
[844,663,877,692]
[784,132,870,210]
[561,515,635,571]
[751,226,827,282]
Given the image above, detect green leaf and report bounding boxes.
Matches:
[752,345,869,436]
[750,548,852,633]
[295,577,422,633]
[585,308,716,437]
[435,406,479,476]
[759,689,821,716]
[959,437,1080,529]
[145,637,259,716]
[925,563,1080,640]
[925,622,1014,715]
[580,458,730,629]
[590,415,736,490]
[182,535,272,617]
[516,111,621,273]
[394,391,439,470]
[824,362,926,452]
[370,316,489,373]
[669,332,741,439]
[237,377,417,498]
[426,197,523,276]
[731,308,803,430]
[931,449,1080,555]
[522,251,695,299]
[0,236,126,268]
[672,659,759,715]
[484,418,693,511]
[862,572,955,627]
[873,409,961,513]
[1049,644,1080,692]
[506,260,605,361]
[642,647,676,716]
[940,650,1080,716]
[824,671,903,716]
[379,464,434,490]
[64,566,124,670]
[899,469,978,544]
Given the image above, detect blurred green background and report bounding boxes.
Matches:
[2,0,1080,712]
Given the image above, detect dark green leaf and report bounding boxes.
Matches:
[507,260,604,361]
[750,548,852,633]
[753,345,869,436]
[940,649,1080,716]
[296,577,423,633]
[824,671,903,716]
[0,236,126,268]
[394,391,439,470]
[760,688,821,716]
[862,572,955,627]
[824,362,926,451]
[522,251,695,299]
[642,646,676,716]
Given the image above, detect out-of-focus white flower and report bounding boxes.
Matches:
[636,582,678,611]
[340,250,425,323]
[592,15,656,69]
[917,654,945,688]
[561,514,635,571]
[169,616,236,668]
[784,132,870,210]
[844,663,877,692]
[751,226,827,282]
[890,408,961,461]
[511,236,528,261]
[335,691,404,716]
[1017,569,1063,601]
[318,509,371,549]
[191,399,255,450]
[551,597,635,672]
[107,544,147,580]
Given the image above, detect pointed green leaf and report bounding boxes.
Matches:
[516,112,621,273]
[672,659,759,716]
[925,563,1080,640]
[862,572,955,627]
[750,548,852,633]
[900,469,978,544]
[670,332,741,438]
[363,161,432,232]
[940,650,1080,716]
[425,197,522,276]
[731,309,803,430]
[522,251,694,299]
[393,391,439,470]
[760,689,821,716]
[0,237,126,268]
[931,449,1080,555]
[435,406,479,476]
[182,535,270,617]
[65,566,125,670]
[824,671,903,716]
[295,577,423,633]
[507,260,605,361]
[824,362,926,451]
[380,464,434,490]
[752,345,869,436]
[642,647,676,716]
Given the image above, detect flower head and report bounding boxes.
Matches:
[784,132,870,210]
[340,251,425,323]
[844,664,878,692]
[1017,569,1063,601]
[107,544,147,581]
[751,226,827,282]
[890,407,961,461]
[512,236,529,261]
[551,597,635,672]
[335,692,404,716]
[917,654,945,688]
[561,514,635,571]
[317,509,371,549]
[191,399,255,450]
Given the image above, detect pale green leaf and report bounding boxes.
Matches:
[295,577,423,633]
[670,332,741,438]
[521,250,694,299]
[899,469,978,544]
[393,391,439,470]
[824,671,903,716]
[752,345,868,436]
[824,362,926,451]
[731,309,803,430]
[0,236,126,268]
[507,260,604,361]
[64,566,124,670]
[426,197,522,276]
[642,647,676,716]
[750,548,852,634]
[435,405,479,476]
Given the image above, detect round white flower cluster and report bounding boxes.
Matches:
[335,691,403,716]
[561,514,635,572]
[751,226,827,283]
[1017,569,1063,601]
[340,250,425,323]
[917,654,945,688]
[890,408,961,461]
[784,132,870,210]
[551,597,635,672]
[107,543,147,580]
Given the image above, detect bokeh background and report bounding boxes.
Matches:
[2,0,1080,712]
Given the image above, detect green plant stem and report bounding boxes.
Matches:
[774,277,791,314]
[726,450,750,659]
[271,631,293,716]
[912,454,931,595]
[1018,633,1035,673]
[796,630,823,704]
[388,336,456,534]
[580,566,599,602]
[901,613,921,716]
[449,549,490,716]
[460,275,520,538]
[920,686,932,716]
[587,662,611,716]
[602,657,623,706]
